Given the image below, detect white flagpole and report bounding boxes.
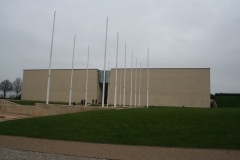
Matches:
[147,47,149,108]
[107,60,110,107]
[123,43,126,107]
[85,45,90,106]
[102,17,108,107]
[135,57,137,107]
[130,52,133,106]
[46,11,56,104]
[139,62,141,106]
[69,34,76,106]
[114,32,119,107]
[119,65,122,106]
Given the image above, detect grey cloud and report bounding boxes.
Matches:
[0,0,240,94]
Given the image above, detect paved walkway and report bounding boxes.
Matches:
[0,135,240,160]
[0,112,33,122]
[0,148,106,160]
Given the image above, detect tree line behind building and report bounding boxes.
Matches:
[0,77,22,99]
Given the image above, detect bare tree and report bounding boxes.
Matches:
[13,77,22,97]
[0,79,13,98]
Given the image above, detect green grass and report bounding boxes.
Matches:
[90,103,103,106]
[0,107,240,150]
[215,95,240,108]
[8,100,107,107]
[9,100,69,106]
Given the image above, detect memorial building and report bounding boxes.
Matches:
[22,68,210,108]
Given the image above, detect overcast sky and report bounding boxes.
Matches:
[0,0,239,94]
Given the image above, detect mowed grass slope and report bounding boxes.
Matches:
[0,107,240,149]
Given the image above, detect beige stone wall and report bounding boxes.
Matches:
[0,101,112,117]
[108,68,210,108]
[22,68,210,108]
[22,69,100,103]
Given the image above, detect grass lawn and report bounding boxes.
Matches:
[0,107,239,150]
[9,100,69,106]
[8,99,108,106]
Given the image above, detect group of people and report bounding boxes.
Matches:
[78,99,98,106]
[80,99,86,105]
[92,99,97,104]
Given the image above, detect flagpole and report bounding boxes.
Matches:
[107,60,110,107]
[69,34,76,105]
[123,43,126,107]
[130,52,133,106]
[135,57,137,107]
[85,45,90,106]
[147,47,149,108]
[139,62,141,106]
[114,32,119,107]
[102,17,108,107]
[119,65,122,106]
[46,11,56,104]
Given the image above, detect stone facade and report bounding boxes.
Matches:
[108,68,210,108]
[22,69,100,104]
[22,68,210,108]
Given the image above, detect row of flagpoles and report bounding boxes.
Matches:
[46,12,149,108]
